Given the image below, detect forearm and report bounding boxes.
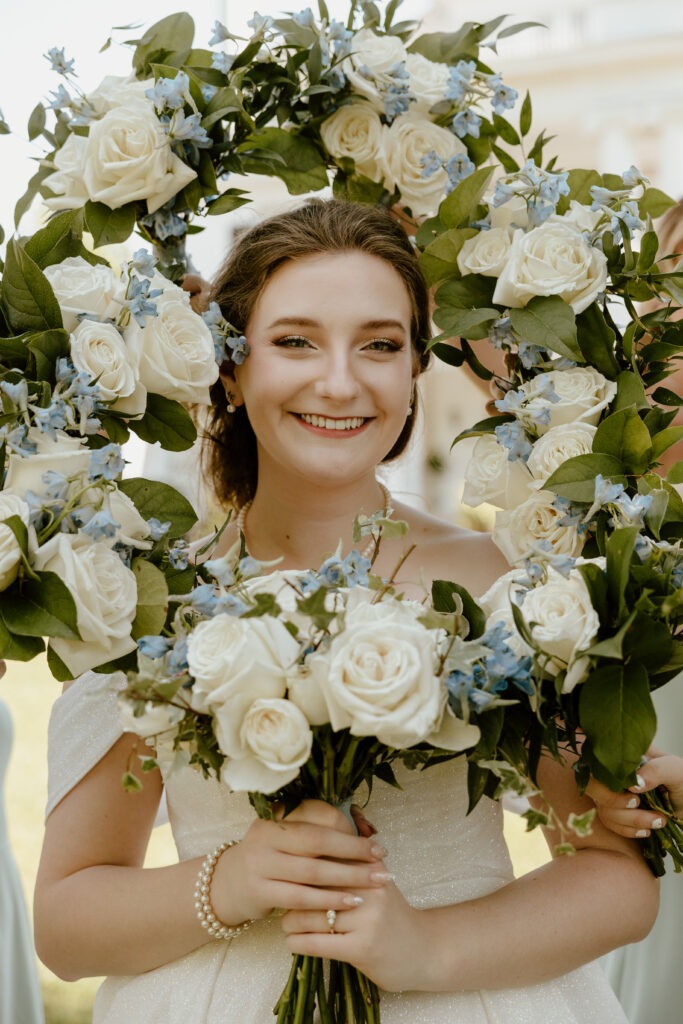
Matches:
[419,847,658,992]
[35,857,214,980]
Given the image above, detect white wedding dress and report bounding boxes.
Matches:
[47,674,629,1024]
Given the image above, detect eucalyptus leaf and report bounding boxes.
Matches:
[519,90,532,137]
[638,187,675,219]
[131,13,195,76]
[27,103,46,141]
[2,240,63,333]
[131,559,169,639]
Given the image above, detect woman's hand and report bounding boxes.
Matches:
[587,748,683,839]
[211,799,389,927]
[181,274,211,314]
[280,875,432,992]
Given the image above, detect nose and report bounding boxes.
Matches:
[313,348,361,403]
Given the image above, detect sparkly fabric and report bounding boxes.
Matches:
[47,675,629,1023]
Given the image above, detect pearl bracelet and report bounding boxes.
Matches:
[194,840,256,940]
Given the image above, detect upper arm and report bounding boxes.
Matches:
[37,732,163,890]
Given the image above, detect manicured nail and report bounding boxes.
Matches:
[632,774,646,791]
[652,818,665,829]
[626,797,640,809]
[342,895,364,907]
[370,844,388,859]
[635,829,650,838]
[370,871,396,884]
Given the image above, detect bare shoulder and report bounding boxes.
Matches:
[390,500,509,598]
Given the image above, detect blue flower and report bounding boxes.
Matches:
[2,425,38,458]
[622,165,648,188]
[168,636,188,674]
[226,334,250,365]
[518,341,546,368]
[494,421,533,462]
[419,149,442,179]
[0,379,28,409]
[611,492,653,527]
[444,153,475,191]
[131,249,157,278]
[208,20,231,46]
[211,52,235,75]
[146,518,171,541]
[168,540,190,571]
[451,109,481,139]
[139,208,188,242]
[293,7,315,27]
[33,400,69,438]
[82,510,120,541]
[48,84,72,110]
[238,555,261,579]
[299,571,322,596]
[490,81,518,115]
[190,583,221,615]
[318,556,345,587]
[216,593,248,616]
[146,72,190,113]
[41,470,69,502]
[138,635,172,659]
[201,83,218,104]
[247,11,274,36]
[88,444,125,482]
[340,550,371,587]
[203,555,235,587]
[488,316,515,350]
[494,389,525,414]
[45,46,75,76]
[123,275,162,326]
[446,60,476,103]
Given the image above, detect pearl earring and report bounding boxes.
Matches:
[226,392,236,414]
[407,383,416,416]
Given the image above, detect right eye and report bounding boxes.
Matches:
[272,335,313,349]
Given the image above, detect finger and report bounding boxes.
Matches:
[263,881,365,915]
[350,804,377,838]
[262,820,385,863]
[280,800,358,836]
[597,808,667,839]
[281,906,357,935]
[585,777,635,808]
[630,755,682,793]
[268,849,393,891]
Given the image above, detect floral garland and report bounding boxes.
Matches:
[0,1,682,878]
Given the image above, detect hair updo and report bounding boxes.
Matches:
[202,199,432,509]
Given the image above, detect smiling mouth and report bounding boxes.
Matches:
[297,413,368,431]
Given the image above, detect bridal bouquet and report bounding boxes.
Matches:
[116,520,536,1022]
[18,1,530,273]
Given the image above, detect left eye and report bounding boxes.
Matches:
[365,338,401,352]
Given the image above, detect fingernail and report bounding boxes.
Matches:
[632,774,646,791]
[635,829,650,838]
[626,797,640,809]
[652,818,665,829]
[370,844,388,859]
[342,895,364,907]
[370,871,396,884]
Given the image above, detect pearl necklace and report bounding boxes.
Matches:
[235,481,392,560]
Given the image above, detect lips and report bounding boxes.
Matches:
[298,414,367,431]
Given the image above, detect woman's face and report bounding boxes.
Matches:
[229,250,416,491]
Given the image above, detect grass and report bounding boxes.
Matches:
[2,656,550,1023]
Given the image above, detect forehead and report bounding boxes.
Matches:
[250,250,413,326]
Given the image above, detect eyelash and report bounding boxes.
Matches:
[272,335,402,353]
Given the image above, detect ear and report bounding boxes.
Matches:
[218,363,245,408]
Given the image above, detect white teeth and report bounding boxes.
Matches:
[300,414,365,430]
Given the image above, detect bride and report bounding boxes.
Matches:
[34,200,657,1022]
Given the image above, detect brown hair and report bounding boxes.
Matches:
[202,200,432,509]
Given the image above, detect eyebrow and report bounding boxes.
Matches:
[266,317,408,332]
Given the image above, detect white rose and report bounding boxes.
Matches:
[33,533,138,676]
[106,489,152,549]
[70,319,146,414]
[526,422,597,484]
[551,200,603,233]
[42,134,89,212]
[380,111,466,216]
[124,290,218,404]
[478,567,534,661]
[43,256,122,333]
[457,227,514,278]
[0,494,34,590]
[493,489,586,565]
[118,697,185,739]
[82,99,197,213]
[488,194,529,231]
[521,367,617,434]
[404,53,450,114]
[218,697,313,793]
[186,613,299,713]
[85,75,151,116]
[3,430,91,499]
[462,434,535,509]
[308,601,462,749]
[492,221,608,314]
[320,102,387,182]
[343,28,408,110]
[518,565,600,691]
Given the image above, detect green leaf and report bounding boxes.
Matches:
[431,579,485,637]
[84,201,137,247]
[437,166,495,229]
[637,230,659,274]
[206,190,251,216]
[668,461,683,484]
[509,296,583,363]
[545,453,628,502]
[606,526,639,620]
[492,114,520,147]
[613,371,649,412]
[452,415,512,447]
[418,228,477,286]
[0,617,44,660]
[46,643,75,681]
[131,13,195,76]
[519,90,532,137]
[131,559,169,639]
[490,143,520,175]
[27,103,46,141]
[565,168,603,206]
[24,209,91,268]
[27,329,70,382]
[592,407,652,474]
[0,514,29,557]
[14,165,54,229]
[650,426,683,462]
[429,341,465,367]
[2,240,63,332]
[638,187,675,219]
[434,274,496,310]
[119,478,197,538]
[579,663,656,782]
[0,571,80,639]
[575,304,619,377]
[432,306,500,340]
[237,128,329,194]
[127,394,197,451]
